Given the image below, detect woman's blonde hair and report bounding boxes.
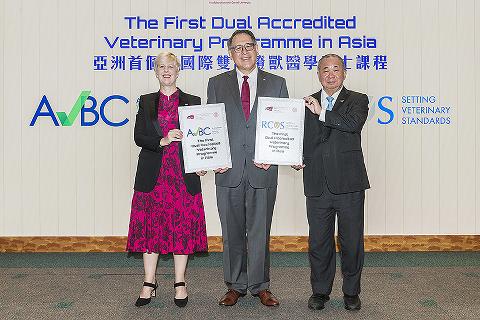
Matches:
[154,52,180,73]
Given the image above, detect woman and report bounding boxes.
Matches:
[127,52,208,308]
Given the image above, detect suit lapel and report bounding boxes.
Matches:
[178,89,189,107]
[332,87,349,112]
[148,92,162,137]
[225,69,244,120]
[251,69,268,124]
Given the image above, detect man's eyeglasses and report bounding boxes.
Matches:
[229,42,256,53]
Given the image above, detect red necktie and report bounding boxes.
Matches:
[241,75,250,121]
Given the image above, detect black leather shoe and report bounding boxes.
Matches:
[308,294,330,310]
[344,294,361,310]
[174,282,188,307]
[135,281,158,307]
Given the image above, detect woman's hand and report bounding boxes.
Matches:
[160,129,183,146]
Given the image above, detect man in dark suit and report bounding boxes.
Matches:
[293,54,370,311]
[207,30,288,307]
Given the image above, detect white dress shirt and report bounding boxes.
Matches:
[319,86,343,122]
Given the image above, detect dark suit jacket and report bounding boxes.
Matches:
[303,87,370,197]
[133,89,202,194]
[207,68,289,188]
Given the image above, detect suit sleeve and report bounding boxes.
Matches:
[324,94,369,133]
[193,96,201,105]
[187,93,201,106]
[133,95,163,152]
[279,78,289,98]
[207,78,217,104]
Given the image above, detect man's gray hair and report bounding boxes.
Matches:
[318,54,346,70]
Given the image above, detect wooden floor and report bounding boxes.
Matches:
[1,235,479,252]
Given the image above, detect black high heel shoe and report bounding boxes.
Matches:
[174,282,188,307]
[135,281,158,307]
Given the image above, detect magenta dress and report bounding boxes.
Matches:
[126,90,208,254]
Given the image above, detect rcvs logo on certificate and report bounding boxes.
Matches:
[254,97,305,166]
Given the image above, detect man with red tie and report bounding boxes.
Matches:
[207,30,288,307]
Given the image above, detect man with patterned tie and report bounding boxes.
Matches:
[207,30,288,307]
[293,54,370,311]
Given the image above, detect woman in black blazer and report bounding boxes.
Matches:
[126,52,208,308]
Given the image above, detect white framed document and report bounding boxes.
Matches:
[254,97,305,165]
[179,103,232,173]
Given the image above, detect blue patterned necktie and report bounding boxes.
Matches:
[326,96,334,111]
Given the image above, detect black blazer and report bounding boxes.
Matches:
[133,89,202,194]
[303,87,370,197]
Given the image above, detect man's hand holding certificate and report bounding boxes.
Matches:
[179,103,232,173]
[254,97,305,166]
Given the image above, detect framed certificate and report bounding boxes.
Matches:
[179,103,232,173]
[254,97,305,165]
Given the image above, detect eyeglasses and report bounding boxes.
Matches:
[229,42,256,53]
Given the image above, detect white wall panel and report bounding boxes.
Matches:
[76,0,96,235]
[476,0,480,233]
[21,0,41,234]
[384,0,404,234]
[0,0,5,234]
[438,0,459,233]
[3,0,22,235]
[111,0,133,235]
[365,0,386,234]
[457,0,476,233]
[57,0,79,235]
[403,0,423,234]
[93,0,114,235]
[38,0,59,235]
[1,0,479,236]
[420,0,440,234]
